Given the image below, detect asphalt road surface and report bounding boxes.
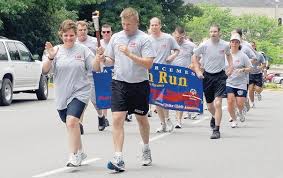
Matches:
[0,89,282,178]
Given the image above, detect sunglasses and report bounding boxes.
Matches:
[102,31,111,34]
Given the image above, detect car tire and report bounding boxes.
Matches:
[36,75,48,100]
[280,80,283,85]
[0,78,13,106]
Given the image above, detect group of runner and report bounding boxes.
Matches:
[42,7,267,173]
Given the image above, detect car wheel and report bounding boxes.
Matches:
[36,75,48,100]
[280,80,283,85]
[0,78,13,106]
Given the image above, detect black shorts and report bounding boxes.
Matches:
[203,70,227,103]
[249,73,263,87]
[111,80,150,116]
[57,98,86,123]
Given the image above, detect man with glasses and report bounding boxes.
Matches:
[100,24,113,125]
[76,21,109,132]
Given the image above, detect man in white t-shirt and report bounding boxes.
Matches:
[76,21,109,132]
[149,17,180,133]
[192,24,233,139]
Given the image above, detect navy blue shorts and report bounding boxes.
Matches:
[57,98,86,123]
[111,80,150,116]
[226,86,247,97]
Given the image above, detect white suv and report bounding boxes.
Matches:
[0,37,48,106]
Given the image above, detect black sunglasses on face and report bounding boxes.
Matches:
[102,31,111,34]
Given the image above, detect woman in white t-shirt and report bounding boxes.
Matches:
[42,20,97,167]
[226,34,252,128]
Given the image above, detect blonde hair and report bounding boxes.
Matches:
[76,20,89,28]
[58,19,77,37]
[120,7,139,22]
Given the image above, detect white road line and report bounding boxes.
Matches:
[32,158,101,178]
[0,109,16,112]
[32,105,228,177]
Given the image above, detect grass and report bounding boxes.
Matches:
[263,82,283,90]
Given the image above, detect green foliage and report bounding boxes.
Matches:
[185,4,235,42]
[185,4,283,64]
[78,0,202,34]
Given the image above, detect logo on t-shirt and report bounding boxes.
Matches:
[129,42,137,48]
[75,54,84,61]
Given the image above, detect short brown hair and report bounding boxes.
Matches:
[58,19,77,37]
[76,20,89,28]
[120,7,139,22]
[102,24,112,29]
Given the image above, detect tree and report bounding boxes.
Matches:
[78,0,163,34]
[157,0,202,33]
[185,4,235,42]
[185,4,283,64]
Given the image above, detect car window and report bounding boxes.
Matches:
[15,42,32,62]
[6,42,21,61]
[0,42,8,61]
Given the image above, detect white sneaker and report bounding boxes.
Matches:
[166,119,174,132]
[251,102,255,108]
[147,110,153,117]
[175,121,182,129]
[66,150,87,167]
[156,123,166,133]
[238,112,246,122]
[231,120,238,128]
[141,148,152,166]
[256,92,262,101]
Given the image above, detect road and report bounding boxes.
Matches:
[0,89,282,178]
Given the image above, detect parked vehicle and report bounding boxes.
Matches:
[265,72,282,83]
[0,37,48,106]
[272,73,283,85]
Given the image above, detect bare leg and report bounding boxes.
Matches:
[66,116,82,153]
[135,114,150,144]
[112,111,127,152]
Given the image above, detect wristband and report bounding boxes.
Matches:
[48,56,54,61]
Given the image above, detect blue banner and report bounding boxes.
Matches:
[93,63,203,113]
[149,64,203,113]
[92,66,113,109]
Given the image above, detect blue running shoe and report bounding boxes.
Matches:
[107,158,125,172]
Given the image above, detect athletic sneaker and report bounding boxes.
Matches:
[257,93,262,101]
[105,118,110,127]
[238,112,245,122]
[191,113,200,120]
[79,123,84,135]
[210,117,215,130]
[184,113,191,119]
[66,151,87,167]
[210,130,220,139]
[141,148,152,166]
[175,122,182,129]
[251,102,255,108]
[125,114,132,122]
[166,119,174,132]
[107,156,125,172]
[156,123,167,133]
[98,116,106,131]
[147,110,153,117]
[231,120,238,128]
[245,100,250,112]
